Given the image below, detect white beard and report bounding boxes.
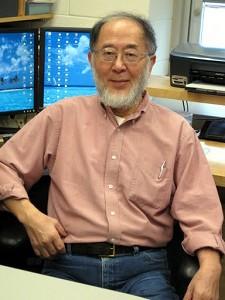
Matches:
[92,64,150,109]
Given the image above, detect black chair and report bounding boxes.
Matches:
[0,176,50,272]
[167,223,199,298]
[0,175,199,299]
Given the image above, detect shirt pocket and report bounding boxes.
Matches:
[128,160,173,210]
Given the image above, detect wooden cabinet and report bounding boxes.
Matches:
[0,0,53,23]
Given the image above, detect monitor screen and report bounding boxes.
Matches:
[0,28,38,115]
[39,27,96,108]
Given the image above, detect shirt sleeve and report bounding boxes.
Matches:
[0,105,61,202]
[171,122,225,255]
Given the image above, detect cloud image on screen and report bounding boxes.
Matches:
[0,32,35,113]
[43,30,96,107]
[0,33,34,89]
[45,31,94,87]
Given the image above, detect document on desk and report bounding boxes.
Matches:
[0,265,145,300]
[186,82,225,95]
[200,141,225,163]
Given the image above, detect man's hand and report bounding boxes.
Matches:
[183,248,222,300]
[24,209,67,258]
[3,198,67,258]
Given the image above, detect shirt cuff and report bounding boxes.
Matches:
[0,183,28,201]
[182,232,225,256]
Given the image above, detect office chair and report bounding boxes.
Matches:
[167,223,199,298]
[0,175,199,299]
[0,176,50,272]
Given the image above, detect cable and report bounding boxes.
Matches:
[187,0,193,42]
[181,100,190,112]
[186,100,189,112]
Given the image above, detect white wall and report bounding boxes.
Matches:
[148,0,174,75]
[48,0,149,27]
[46,0,174,76]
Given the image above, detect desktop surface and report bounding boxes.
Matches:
[200,139,225,187]
[0,265,145,300]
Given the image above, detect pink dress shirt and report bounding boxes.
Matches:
[0,93,224,255]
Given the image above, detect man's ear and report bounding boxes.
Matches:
[150,55,156,67]
[148,55,156,72]
[88,51,92,65]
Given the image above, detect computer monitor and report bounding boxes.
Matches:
[39,27,96,108]
[0,28,38,115]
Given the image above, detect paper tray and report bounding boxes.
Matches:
[185,82,225,96]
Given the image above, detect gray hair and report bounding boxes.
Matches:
[90,12,157,55]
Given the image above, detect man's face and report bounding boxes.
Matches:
[88,18,156,109]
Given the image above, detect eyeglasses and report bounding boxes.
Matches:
[93,48,152,64]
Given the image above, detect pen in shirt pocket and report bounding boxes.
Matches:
[158,160,166,179]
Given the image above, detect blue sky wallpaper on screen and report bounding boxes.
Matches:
[43,30,96,107]
[0,32,35,113]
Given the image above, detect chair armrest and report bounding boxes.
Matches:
[168,246,199,298]
[0,211,28,250]
[167,223,199,298]
[0,175,50,270]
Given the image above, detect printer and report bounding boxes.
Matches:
[170,43,225,95]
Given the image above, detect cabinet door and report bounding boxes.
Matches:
[0,0,19,17]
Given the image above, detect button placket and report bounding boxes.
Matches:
[104,128,123,241]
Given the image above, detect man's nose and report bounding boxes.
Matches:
[112,53,127,71]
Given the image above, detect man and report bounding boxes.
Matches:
[0,12,224,300]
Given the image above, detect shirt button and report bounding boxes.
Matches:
[111,155,117,160]
[110,211,116,216]
[108,184,114,189]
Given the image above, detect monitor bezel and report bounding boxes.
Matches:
[0,27,39,116]
[38,27,93,110]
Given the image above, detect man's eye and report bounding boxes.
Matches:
[125,52,138,58]
[103,50,115,56]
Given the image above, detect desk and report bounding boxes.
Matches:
[0,265,145,300]
[200,140,225,188]
[147,75,225,187]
